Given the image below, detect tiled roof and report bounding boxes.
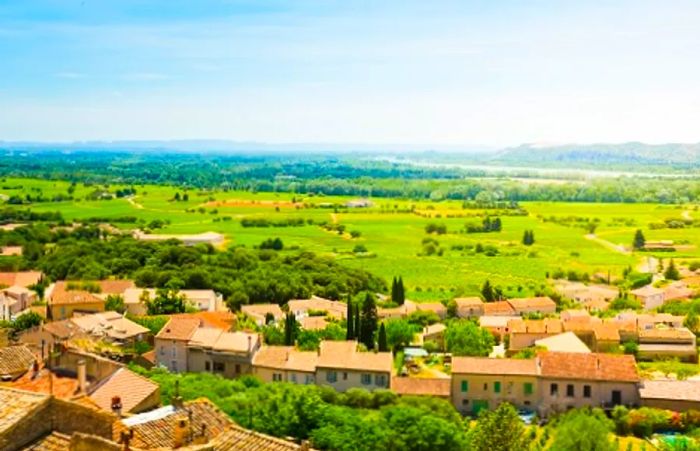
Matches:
[390,377,451,397]
[288,296,346,319]
[479,315,519,328]
[454,297,484,307]
[42,320,83,340]
[562,316,601,333]
[252,346,319,373]
[115,399,233,449]
[187,327,259,353]
[415,302,447,315]
[97,280,135,295]
[10,365,81,399]
[631,285,663,297]
[482,301,516,316]
[156,317,201,341]
[209,425,311,451]
[507,296,556,311]
[172,311,236,331]
[593,323,621,342]
[583,299,610,311]
[0,271,42,288]
[20,432,71,451]
[89,368,159,414]
[537,352,639,382]
[241,303,284,321]
[71,312,149,340]
[638,327,695,341]
[0,345,36,379]
[49,282,104,306]
[452,357,538,375]
[640,380,700,402]
[299,316,329,330]
[534,332,591,353]
[0,387,50,435]
[508,318,563,334]
[317,341,392,373]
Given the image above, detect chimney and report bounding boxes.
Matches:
[119,429,134,451]
[247,335,252,353]
[173,418,190,448]
[172,380,184,409]
[77,359,87,394]
[111,395,123,417]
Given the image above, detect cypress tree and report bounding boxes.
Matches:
[378,322,388,352]
[633,229,646,250]
[481,280,494,302]
[346,301,354,340]
[360,292,378,350]
[397,276,405,305]
[493,217,502,232]
[284,313,296,346]
[391,276,398,304]
[354,305,361,341]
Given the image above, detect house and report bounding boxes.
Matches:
[315,341,392,392]
[534,332,591,354]
[154,317,201,372]
[507,318,563,354]
[453,297,484,318]
[415,302,448,319]
[507,296,557,315]
[88,367,160,415]
[0,345,36,381]
[172,311,237,331]
[554,282,617,305]
[252,345,319,385]
[241,303,285,326]
[421,323,447,350]
[0,271,43,288]
[663,281,694,302]
[479,315,520,342]
[391,377,451,399]
[637,327,697,362]
[288,295,346,320]
[0,286,38,321]
[640,380,700,411]
[378,300,418,319]
[123,287,223,316]
[537,352,640,415]
[630,285,665,310]
[451,357,539,415]
[47,282,106,320]
[186,328,261,378]
[583,299,610,312]
[133,230,225,246]
[69,311,149,345]
[561,314,602,349]
[482,301,516,316]
[592,323,621,353]
[92,279,136,299]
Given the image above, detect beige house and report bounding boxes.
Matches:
[315,341,392,392]
[453,297,484,318]
[69,311,149,345]
[637,327,697,362]
[288,296,346,320]
[631,285,665,310]
[507,318,563,354]
[154,317,201,372]
[640,380,700,411]
[252,346,319,385]
[47,286,105,320]
[123,287,222,316]
[240,303,285,326]
[186,328,260,378]
[507,296,557,315]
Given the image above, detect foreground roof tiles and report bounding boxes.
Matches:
[210,424,312,450]
[89,368,159,414]
[0,345,36,379]
[640,380,700,402]
[20,432,71,451]
[0,387,50,436]
[0,271,42,288]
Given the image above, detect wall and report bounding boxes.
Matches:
[54,349,122,382]
[155,338,189,372]
[253,366,315,385]
[0,399,52,451]
[451,374,538,415]
[315,368,390,392]
[51,302,105,320]
[188,347,255,378]
[537,379,639,415]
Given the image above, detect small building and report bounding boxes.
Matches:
[69,311,150,346]
[482,301,517,317]
[186,328,261,378]
[507,296,557,315]
[154,317,201,373]
[378,300,418,320]
[252,346,319,385]
[47,282,107,320]
[637,327,697,362]
[631,285,665,310]
[592,323,621,353]
[507,318,563,354]
[392,377,451,399]
[288,295,346,320]
[88,367,160,415]
[421,323,447,350]
[415,302,448,320]
[453,297,484,318]
[315,341,392,392]
[640,380,700,411]
[534,332,591,354]
[240,303,285,326]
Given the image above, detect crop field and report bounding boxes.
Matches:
[3,177,700,301]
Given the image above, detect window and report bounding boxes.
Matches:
[462,399,469,406]
[583,385,591,398]
[494,382,501,394]
[171,343,177,358]
[343,372,348,380]
[291,374,297,383]
[213,362,225,373]
[361,374,372,385]
[160,346,165,356]
[235,364,241,374]
[170,360,177,372]
[550,383,559,396]
[376,375,387,387]
[524,383,533,395]
[273,373,282,382]
[205,361,211,371]
[461,380,469,393]
[327,371,337,383]
[566,384,575,398]
[483,383,488,391]
[305,375,314,385]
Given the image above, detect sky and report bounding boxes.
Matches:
[2,0,700,148]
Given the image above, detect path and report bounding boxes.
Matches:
[584,233,630,255]
[330,212,338,224]
[126,196,144,210]
[682,210,693,221]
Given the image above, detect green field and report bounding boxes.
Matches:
[4,178,700,301]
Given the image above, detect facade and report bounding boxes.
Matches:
[631,285,665,310]
[154,318,201,373]
[454,297,484,318]
[507,296,557,315]
[252,346,318,384]
[315,341,392,392]
[186,328,261,378]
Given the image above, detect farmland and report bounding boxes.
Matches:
[3,177,700,301]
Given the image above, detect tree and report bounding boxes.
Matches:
[468,402,527,451]
[664,259,680,280]
[397,277,405,305]
[384,318,415,350]
[391,277,398,304]
[549,408,616,451]
[633,229,646,250]
[522,230,535,246]
[346,301,355,340]
[684,310,698,333]
[481,280,495,302]
[359,292,378,350]
[445,320,494,356]
[105,294,126,313]
[174,192,181,201]
[284,313,297,346]
[147,285,187,315]
[12,311,43,332]
[377,323,388,352]
[182,193,189,201]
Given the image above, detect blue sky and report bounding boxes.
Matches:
[1,0,700,147]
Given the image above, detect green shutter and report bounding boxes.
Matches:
[461,380,469,392]
[524,382,533,395]
[494,381,501,393]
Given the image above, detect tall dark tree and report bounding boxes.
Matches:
[354,305,361,341]
[284,312,297,346]
[492,217,502,232]
[481,280,495,302]
[359,292,378,350]
[522,230,535,246]
[633,229,646,250]
[391,276,398,304]
[397,276,405,305]
[664,258,680,280]
[377,322,388,352]
[346,301,355,340]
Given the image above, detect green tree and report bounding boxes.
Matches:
[377,323,388,352]
[397,276,405,305]
[384,318,415,350]
[346,301,355,340]
[468,402,527,451]
[284,312,298,346]
[522,230,535,246]
[633,229,646,250]
[664,259,681,280]
[549,408,616,451]
[105,294,126,313]
[147,283,187,315]
[12,311,43,331]
[481,280,495,302]
[445,320,494,356]
[391,277,398,304]
[359,292,378,350]
[684,310,699,333]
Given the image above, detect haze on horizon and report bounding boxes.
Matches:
[2,0,700,148]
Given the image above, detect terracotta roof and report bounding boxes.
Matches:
[508,318,563,334]
[10,365,81,399]
[288,296,346,319]
[299,316,329,330]
[252,346,319,373]
[507,296,556,311]
[20,432,71,451]
[452,357,538,375]
[391,377,451,397]
[317,341,392,373]
[479,315,519,328]
[42,320,83,340]
[116,398,233,449]
[593,323,621,342]
[0,271,42,288]
[561,309,590,320]
[89,368,159,414]
[454,297,484,308]
[49,282,104,306]
[482,301,516,316]
[534,332,591,353]
[537,352,639,382]
[141,350,156,365]
[640,380,700,402]
[415,302,447,315]
[241,303,284,321]
[631,285,663,297]
[562,316,601,333]
[0,387,50,435]
[96,280,135,295]
[212,331,259,353]
[70,311,149,340]
[172,311,236,331]
[0,345,36,379]
[638,327,695,341]
[209,424,311,451]
[156,317,201,341]
[584,299,610,311]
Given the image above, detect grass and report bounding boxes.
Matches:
[4,177,700,301]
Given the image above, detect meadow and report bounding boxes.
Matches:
[4,177,700,301]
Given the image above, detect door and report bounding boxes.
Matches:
[611,390,622,405]
[472,400,489,416]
